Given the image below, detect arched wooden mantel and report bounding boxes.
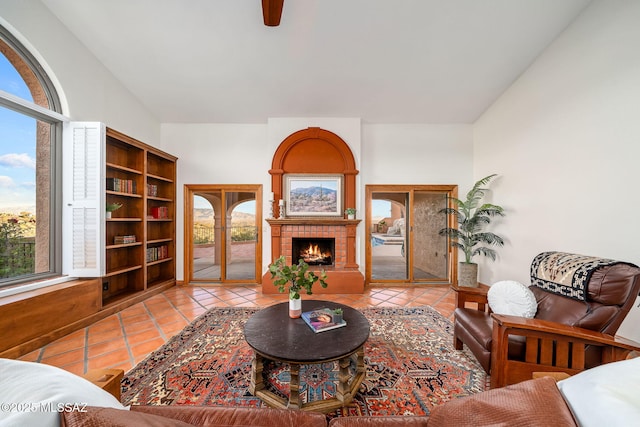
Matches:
[263,127,365,294]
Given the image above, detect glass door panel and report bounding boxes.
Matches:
[187,185,261,284]
[412,191,449,281]
[224,192,257,281]
[192,192,221,281]
[370,192,408,281]
[366,185,455,285]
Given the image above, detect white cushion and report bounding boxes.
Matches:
[487,280,537,318]
[0,358,126,427]
[557,357,640,427]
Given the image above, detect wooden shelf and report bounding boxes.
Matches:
[147,278,175,289]
[148,238,172,244]
[146,257,173,267]
[147,195,172,202]
[106,190,143,198]
[103,127,177,306]
[106,162,143,175]
[147,173,173,183]
[106,242,142,250]
[105,264,143,277]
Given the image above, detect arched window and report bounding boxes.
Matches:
[0,24,64,286]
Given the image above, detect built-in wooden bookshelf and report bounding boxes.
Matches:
[103,128,177,306]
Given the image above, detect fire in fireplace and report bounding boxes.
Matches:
[292,238,335,266]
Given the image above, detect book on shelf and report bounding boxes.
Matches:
[146,245,169,262]
[147,183,158,197]
[150,206,169,219]
[106,177,137,194]
[113,235,136,244]
[301,308,346,333]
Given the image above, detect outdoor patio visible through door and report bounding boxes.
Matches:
[184,185,262,284]
[366,185,456,285]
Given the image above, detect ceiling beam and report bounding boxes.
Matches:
[262,0,284,27]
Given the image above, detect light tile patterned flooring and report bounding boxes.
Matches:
[18,285,456,376]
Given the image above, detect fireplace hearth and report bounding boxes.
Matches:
[292,237,334,266]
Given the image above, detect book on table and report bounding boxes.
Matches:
[301,308,347,333]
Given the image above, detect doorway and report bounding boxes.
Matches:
[365,185,456,284]
[184,185,262,284]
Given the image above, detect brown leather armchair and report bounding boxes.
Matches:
[453,254,640,388]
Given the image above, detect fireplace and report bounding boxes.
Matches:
[293,237,335,266]
[263,218,364,294]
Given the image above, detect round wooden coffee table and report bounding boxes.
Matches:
[244,300,370,413]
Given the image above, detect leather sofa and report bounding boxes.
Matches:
[61,376,575,426]
[62,356,640,426]
[3,349,640,426]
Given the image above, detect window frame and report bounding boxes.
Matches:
[0,24,66,287]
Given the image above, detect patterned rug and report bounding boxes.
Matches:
[122,306,487,417]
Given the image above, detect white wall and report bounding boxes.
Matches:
[163,120,473,281]
[361,124,473,186]
[473,0,640,340]
[162,123,268,281]
[1,0,160,143]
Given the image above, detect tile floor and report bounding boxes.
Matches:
[18,285,456,376]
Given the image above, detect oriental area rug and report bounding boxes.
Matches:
[121,306,487,418]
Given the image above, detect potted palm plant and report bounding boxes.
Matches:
[268,255,328,318]
[439,174,505,287]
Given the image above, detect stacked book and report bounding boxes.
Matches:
[106,177,137,194]
[147,245,168,262]
[114,235,136,244]
[150,206,169,219]
[147,183,158,197]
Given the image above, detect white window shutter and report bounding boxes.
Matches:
[62,122,105,277]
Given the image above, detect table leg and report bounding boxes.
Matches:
[355,346,365,376]
[336,355,352,403]
[249,353,265,395]
[288,363,301,410]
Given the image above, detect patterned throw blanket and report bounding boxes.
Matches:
[530,251,636,301]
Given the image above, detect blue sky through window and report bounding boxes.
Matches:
[0,55,36,212]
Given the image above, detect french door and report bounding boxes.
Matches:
[184,185,262,284]
[365,185,456,285]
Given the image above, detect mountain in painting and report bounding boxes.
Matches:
[289,186,338,213]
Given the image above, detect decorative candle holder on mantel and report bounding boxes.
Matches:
[278,199,285,219]
[268,192,275,219]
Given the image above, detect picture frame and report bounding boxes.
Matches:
[284,174,343,217]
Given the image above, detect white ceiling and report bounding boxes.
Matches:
[41,0,591,124]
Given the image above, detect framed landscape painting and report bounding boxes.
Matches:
[284,174,343,217]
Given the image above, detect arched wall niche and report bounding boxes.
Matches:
[265,127,364,294]
[269,127,359,216]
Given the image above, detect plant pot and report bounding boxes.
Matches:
[289,296,302,318]
[332,313,343,324]
[347,214,355,220]
[105,211,112,219]
[458,262,478,287]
